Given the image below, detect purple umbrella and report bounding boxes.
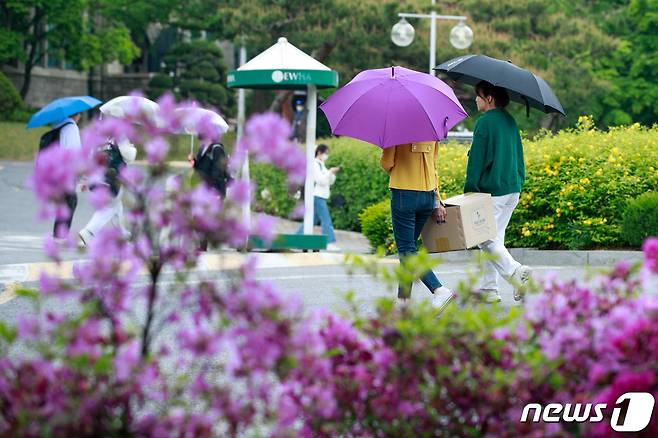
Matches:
[320,66,467,148]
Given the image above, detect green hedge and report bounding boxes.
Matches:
[0,71,23,120]
[622,192,658,246]
[359,199,395,253]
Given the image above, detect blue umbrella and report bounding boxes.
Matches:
[27,96,103,128]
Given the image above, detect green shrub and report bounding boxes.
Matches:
[321,137,391,230]
[0,71,23,119]
[507,117,658,249]
[251,162,298,218]
[359,199,395,253]
[622,192,658,247]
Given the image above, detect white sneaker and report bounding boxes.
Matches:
[78,229,93,248]
[510,265,532,301]
[431,286,456,314]
[326,243,341,252]
[476,289,502,303]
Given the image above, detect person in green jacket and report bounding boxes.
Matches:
[464,81,532,302]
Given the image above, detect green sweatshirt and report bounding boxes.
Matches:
[464,108,525,196]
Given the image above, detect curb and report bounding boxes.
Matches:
[0,252,397,285]
[429,248,644,266]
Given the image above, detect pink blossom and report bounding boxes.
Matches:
[115,339,140,381]
[144,137,170,164]
[89,185,112,209]
[642,237,658,274]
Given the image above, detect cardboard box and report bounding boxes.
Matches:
[421,193,497,252]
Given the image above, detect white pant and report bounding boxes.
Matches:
[82,188,127,237]
[478,193,522,291]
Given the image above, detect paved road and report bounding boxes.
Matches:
[0,160,612,323]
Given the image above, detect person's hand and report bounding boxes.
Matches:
[187,154,195,167]
[432,205,447,223]
[330,166,341,173]
[79,183,88,192]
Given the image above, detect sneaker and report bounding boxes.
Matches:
[326,243,341,252]
[432,286,456,314]
[475,288,502,303]
[510,265,532,301]
[78,229,93,248]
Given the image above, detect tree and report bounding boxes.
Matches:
[147,40,234,115]
[0,0,139,100]
[92,0,179,73]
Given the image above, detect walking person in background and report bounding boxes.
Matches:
[189,140,231,251]
[465,81,532,303]
[48,113,82,237]
[78,138,137,246]
[297,144,341,252]
[381,140,455,311]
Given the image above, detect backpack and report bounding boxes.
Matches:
[38,121,73,152]
[194,143,230,196]
[104,143,126,196]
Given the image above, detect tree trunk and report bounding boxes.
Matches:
[20,33,39,100]
[20,9,44,100]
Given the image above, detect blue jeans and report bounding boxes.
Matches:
[296,196,336,243]
[391,189,442,297]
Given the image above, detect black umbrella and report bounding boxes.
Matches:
[435,54,565,117]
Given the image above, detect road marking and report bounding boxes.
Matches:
[0,282,19,305]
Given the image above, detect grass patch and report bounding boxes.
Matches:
[0,121,237,162]
[0,121,47,161]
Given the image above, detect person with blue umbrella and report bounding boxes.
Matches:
[28,95,102,237]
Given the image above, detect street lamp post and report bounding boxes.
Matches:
[391,0,473,76]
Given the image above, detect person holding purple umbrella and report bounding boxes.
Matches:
[465,81,532,303]
[320,65,468,311]
[381,140,456,311]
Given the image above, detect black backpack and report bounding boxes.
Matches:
[104,143,126,196]
[90,142,126,196]
[38,121,73,152]
[194,143,230,196]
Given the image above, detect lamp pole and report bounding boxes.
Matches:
[392,1,473,75]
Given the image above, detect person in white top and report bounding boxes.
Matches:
[297,144,341,251]
[78,139,137,246]
[52,113,82,237]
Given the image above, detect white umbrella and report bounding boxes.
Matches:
[175,107,229,154]
[99,96,160,121]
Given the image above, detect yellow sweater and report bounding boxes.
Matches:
[380,141,441,203]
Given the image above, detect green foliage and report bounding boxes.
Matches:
[622,192,658,247]
[325,137,391,230]
[251,163,298,218]
[147,40,234,116]
[0,71,22,118]
[359,200,395,254]
[0,0,139,98]
[0,121,47,160]
[508,118,658,249]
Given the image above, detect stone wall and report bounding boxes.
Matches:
[2,66,152,108]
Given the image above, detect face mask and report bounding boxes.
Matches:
[321,153,329,161]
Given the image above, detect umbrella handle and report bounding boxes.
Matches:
[190,135,194,155]
[522,96,530,117]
